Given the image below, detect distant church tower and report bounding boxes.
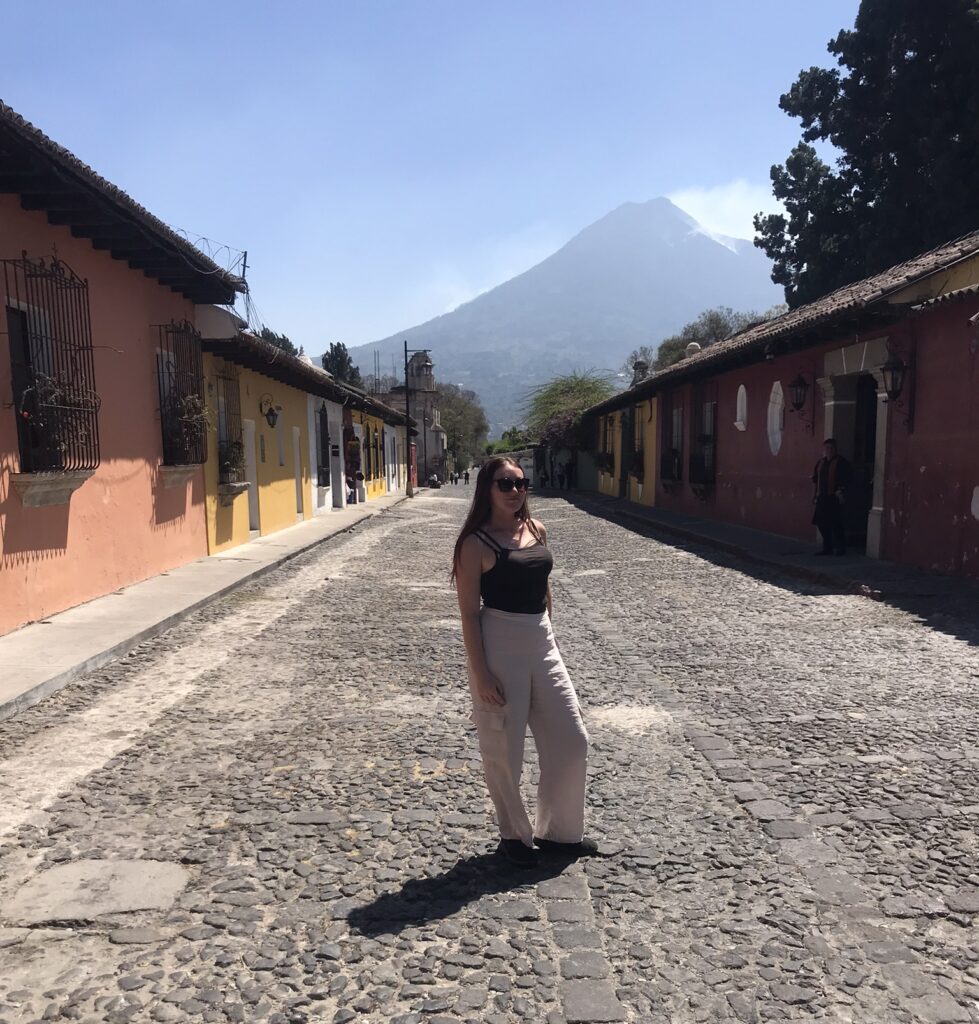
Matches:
[407,352,436,393]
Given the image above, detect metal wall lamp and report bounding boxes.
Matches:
[788,374,809,412]
[881,354,907,403]
[259,394,279,427]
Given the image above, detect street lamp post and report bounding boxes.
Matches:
[403,340,431,497]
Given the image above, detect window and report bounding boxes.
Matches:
[4,255,100,473]
[215,366,243,485]
[629,405,644,478]
[596,414,615,474]
[735,384,748,431]
[767,381,785,455]
[157,320,207,466]
[316,404,331,488]
[276,418,285,467]
[364,426,373,480]
[690,394,717,488]
[660,392,683,481]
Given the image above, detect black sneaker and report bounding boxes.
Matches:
[534,836,602,858]
[498,839,539,868]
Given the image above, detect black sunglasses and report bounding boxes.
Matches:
[494,477,530,493]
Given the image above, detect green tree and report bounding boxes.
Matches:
[620,345,657,380]
[755,0,979,307]
[483,427,533,455]
[321,342,364,388]
[525,371,615,451]
[261,326,298,357]
[653,307,768,371]
[501,426,532,450]
[436,383,489,471]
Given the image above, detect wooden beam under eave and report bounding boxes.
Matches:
[21,194,83,212]
[107,246,161,262]
[0,172,53,193]
[66,219,120,235]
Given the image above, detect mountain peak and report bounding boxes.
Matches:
[352,200,780,432]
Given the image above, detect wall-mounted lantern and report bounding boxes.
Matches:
[259,393,279,428]
[788,374,809,412]
[880,354,907,403]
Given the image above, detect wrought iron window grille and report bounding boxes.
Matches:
[156,321,207,466]
[659,449,682,483]
[3,254,101,473]
[316,405,331,488]
[215,365,244,485]
[629,446,645,479]
[660,399,683,483]
[689,400,718,493]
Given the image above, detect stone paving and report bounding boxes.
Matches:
[1,490,978,1023]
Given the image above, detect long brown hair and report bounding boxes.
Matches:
[451,456,541,583]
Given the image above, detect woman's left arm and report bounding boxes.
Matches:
[538,520,553,620]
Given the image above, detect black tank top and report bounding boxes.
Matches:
[474,526,553,614]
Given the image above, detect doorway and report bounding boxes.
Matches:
[846,374,878,549]
[242,418,260,533]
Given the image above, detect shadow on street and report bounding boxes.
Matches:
[346,851,566,937]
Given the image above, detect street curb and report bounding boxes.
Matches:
[0,497,408,723]
[574,496,883,600]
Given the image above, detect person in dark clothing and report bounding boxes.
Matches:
[464,470,470,484]
[811,438,851,555]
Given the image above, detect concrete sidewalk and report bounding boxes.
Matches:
[0,492,411,721]
[569,491,979,611]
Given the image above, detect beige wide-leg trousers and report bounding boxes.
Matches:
[468,607,589,847]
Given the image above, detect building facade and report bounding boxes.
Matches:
[583,232,979,580]
[0,104,242,636]
[377,352,447,481]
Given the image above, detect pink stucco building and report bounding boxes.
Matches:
[0,103,243,636]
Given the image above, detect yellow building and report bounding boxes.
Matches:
[591,396,658,507]
[197,327,379,554]
[348,408,388,500]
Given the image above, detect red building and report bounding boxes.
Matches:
[587,231,979,580]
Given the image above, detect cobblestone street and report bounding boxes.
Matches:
[2,489,979,1024]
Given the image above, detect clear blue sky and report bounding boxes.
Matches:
[2,0,858,353]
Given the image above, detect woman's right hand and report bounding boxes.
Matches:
[474,670,506,707]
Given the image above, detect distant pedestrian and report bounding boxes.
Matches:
[812,438,851,556]
[464,470,470,484]
[452,456,597,869]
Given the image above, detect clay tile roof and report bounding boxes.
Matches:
[200,331,412,426]
[912,283,979,309]
[0,101,245,305]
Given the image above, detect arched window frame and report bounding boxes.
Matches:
[735,384,748,432]
[767,381,785,455]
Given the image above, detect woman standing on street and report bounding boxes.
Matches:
[452,456,595,867]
